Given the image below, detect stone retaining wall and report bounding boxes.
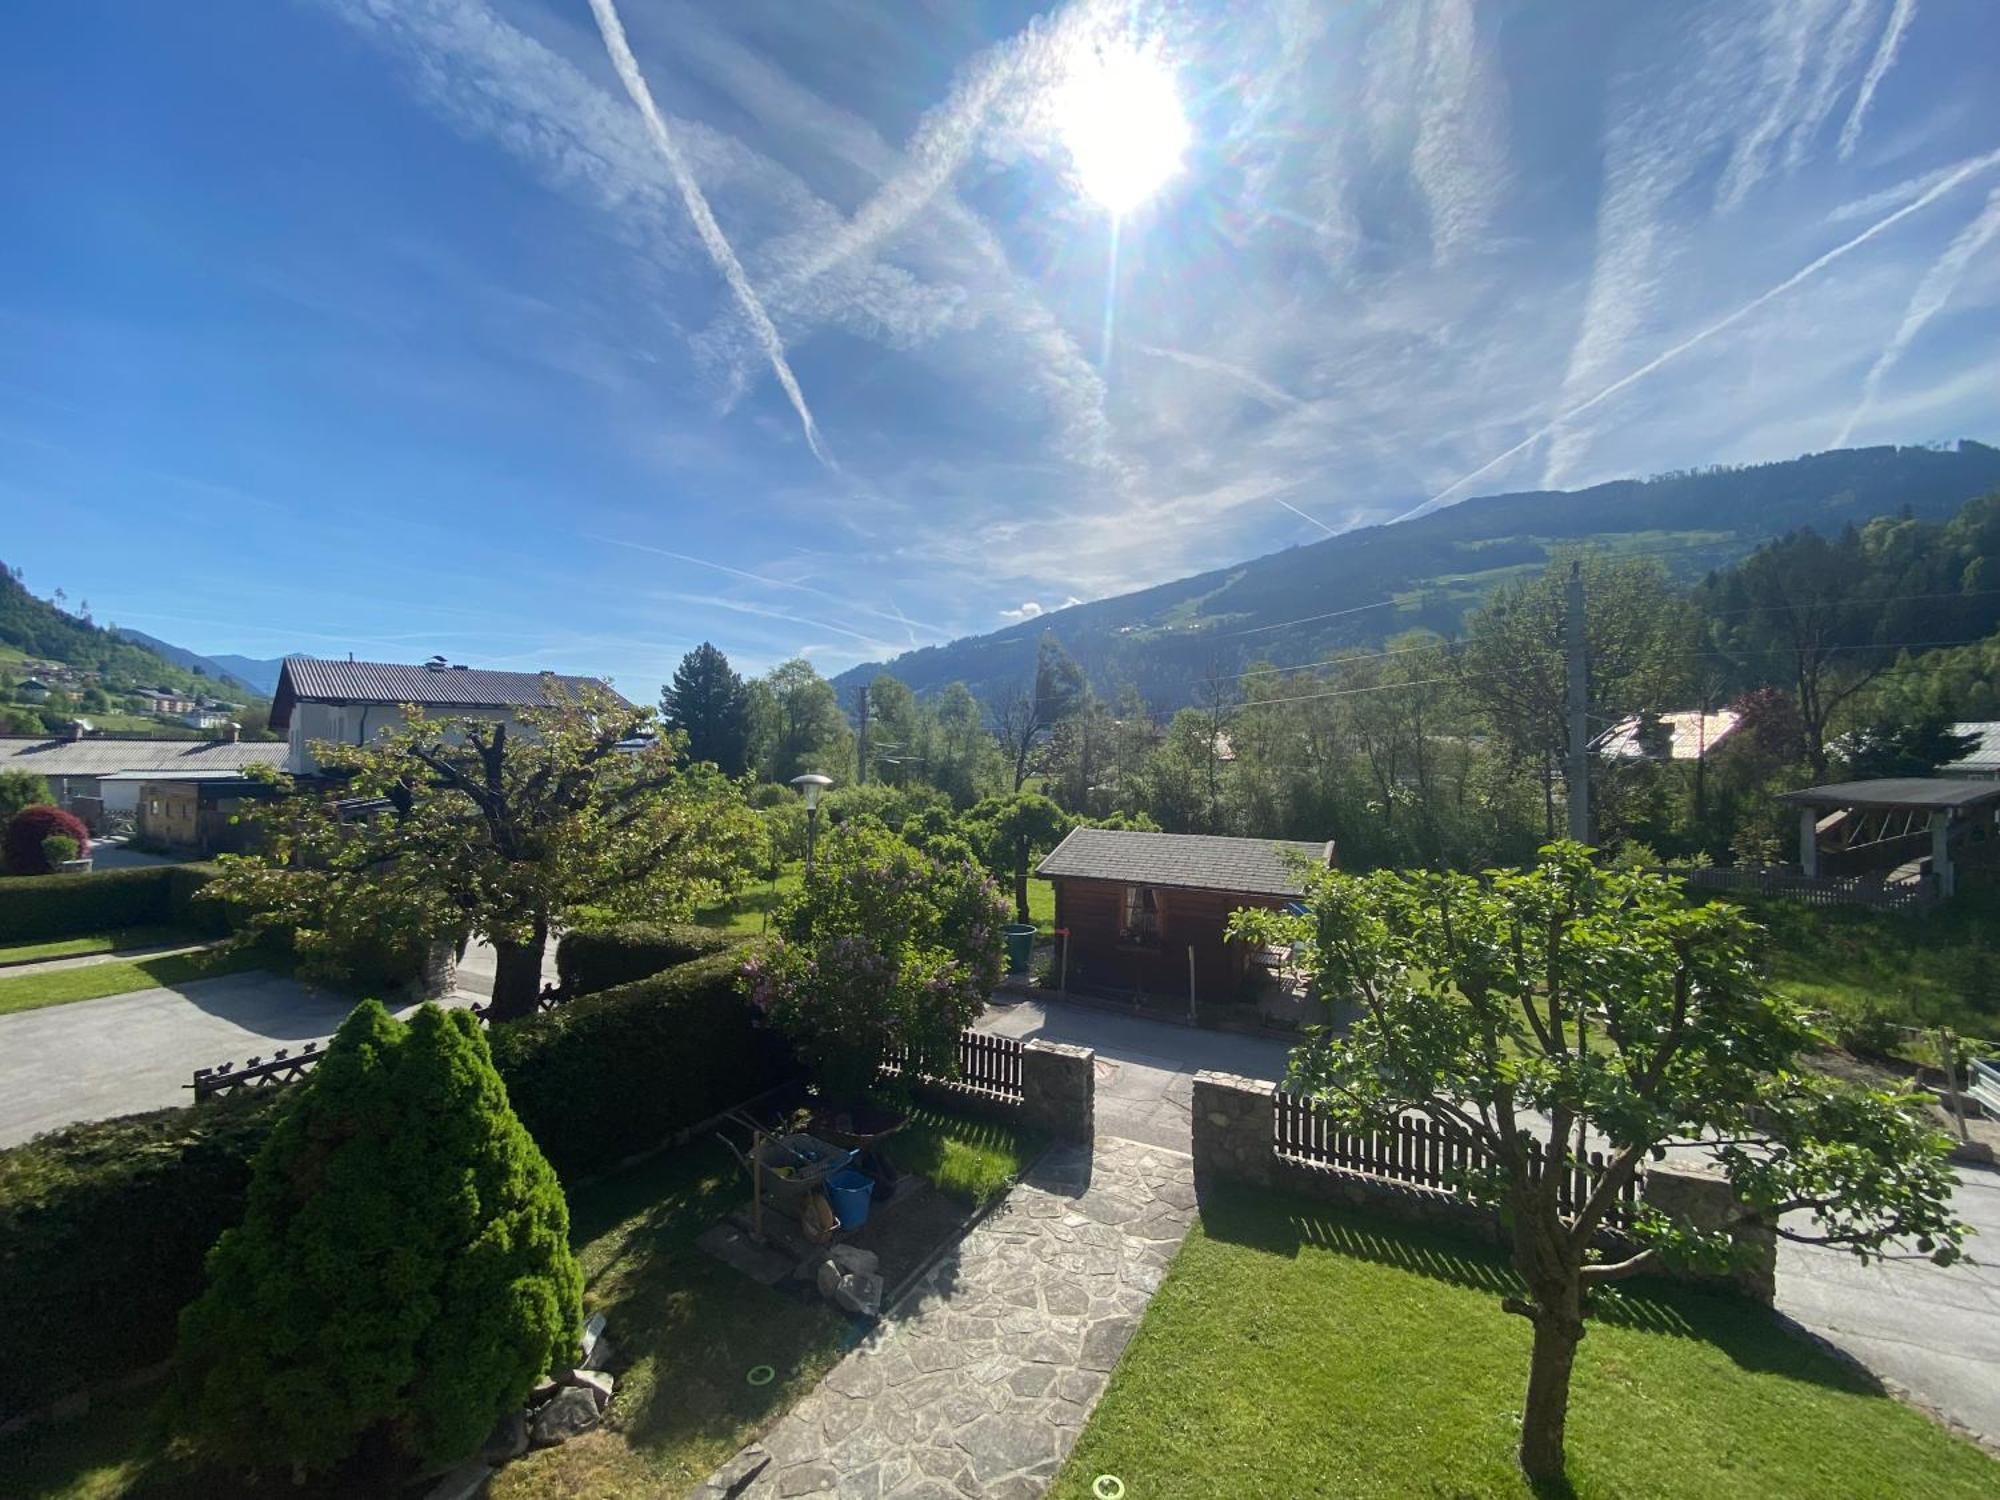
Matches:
[1193,1071,1776,1303]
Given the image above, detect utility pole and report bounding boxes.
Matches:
[856,683,869,786]
[1565,560,1591,844]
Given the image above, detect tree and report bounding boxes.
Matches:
[965,790,1075,923]
[990,634,1086,791]
[749,658,853,783]
[862,673,921,786]
[0,770,49,823]
[3,803,89,874]
[745,823,1005,1107]
[1838,712,1978,780]
[176,1001,580,1480]
[1230,846,1963,1485]
[660,641,752,775]
[1456,555,1688,837]
[213,684,757,1020]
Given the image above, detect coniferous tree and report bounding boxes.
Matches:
[176,1002,581,1479]
[661,641,752,775]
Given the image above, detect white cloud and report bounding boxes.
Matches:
[1840,0,1921,158]
[999,601,1046,620]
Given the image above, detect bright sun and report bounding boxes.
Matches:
[1052,42,1190,216]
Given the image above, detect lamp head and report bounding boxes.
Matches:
[790,772,833,810]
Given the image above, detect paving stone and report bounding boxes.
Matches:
[701,1137,1196,1500]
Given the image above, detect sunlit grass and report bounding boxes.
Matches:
[0,945,258,1016]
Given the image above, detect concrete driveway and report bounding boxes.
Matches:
[980,994,2000,1448]
[0,941,554,1149]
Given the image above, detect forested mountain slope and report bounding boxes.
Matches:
[837,442,2000,709]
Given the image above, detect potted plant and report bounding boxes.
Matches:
[44,833,91,874]
[743,823,1005,1141]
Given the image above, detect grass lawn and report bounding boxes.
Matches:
[0,945,259,1017]
[0,927,196,968]
[5,1107,1042,1500]
[1053,1184,2000,1500]
[1751,886,2000,1050]
[698,867,802,935]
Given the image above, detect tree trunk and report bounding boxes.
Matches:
[1013,838,1031,925]
[1518,1299,1584,1484]
[487,917,549,1023]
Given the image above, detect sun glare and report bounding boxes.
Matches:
[1052,42,1190,216]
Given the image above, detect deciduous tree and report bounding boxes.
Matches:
[1231,846,1964,1485]
[213,683,757,1020]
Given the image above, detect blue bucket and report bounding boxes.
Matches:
[826,1169,876,1229]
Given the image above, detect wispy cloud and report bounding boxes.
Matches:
[1405,145,2000,522]
[1128,342,1302,412]
[592,534,945,637]
[1836,185,2000,445]
[584,0,827,464]
[1840,0,1921,158]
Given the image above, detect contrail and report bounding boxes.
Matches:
[585,0,829,465]
[1130,342,1305,411]
[1275,497,1338,537]
[1836,187,2000,446]
[1394,144,2000,525]
[592,535,946,636]
[1839,0,1919,159]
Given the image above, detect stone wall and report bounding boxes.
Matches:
[1021,1040,1096,1144]
[904,1038,1097,1146]
[1192,1071,1776,1303]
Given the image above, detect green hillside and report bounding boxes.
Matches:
[836,442,2000,709]
[0,562,275,738]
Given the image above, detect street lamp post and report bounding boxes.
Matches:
[790,773,833,876]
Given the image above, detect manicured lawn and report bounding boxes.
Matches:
[5,1107,1043,1500]
[0,945,259,1016]
[1053,1184,2000,1500]
[0,927,195,968]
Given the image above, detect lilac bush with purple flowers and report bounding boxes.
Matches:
[745,823,1005,1105]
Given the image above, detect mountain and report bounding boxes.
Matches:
[113,631,284,697]
[834,442,2000,710]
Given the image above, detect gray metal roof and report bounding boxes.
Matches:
[1776,778,2000,812]
[1940,722,2000,775]
[1036,828,1333,896]
[271,658,624,728]
[0,737,287,776]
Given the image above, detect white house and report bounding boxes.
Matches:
[269,657,624,774]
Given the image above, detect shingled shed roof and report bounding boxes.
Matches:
[1036,828,1333,897]
[271,658,623,729]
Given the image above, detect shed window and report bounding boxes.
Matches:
[1120,885,1161,945]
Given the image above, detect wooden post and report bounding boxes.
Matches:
[751,1129,765,1241]
[1938,1029,1971,1142]
[1059,928,1070,994]
[1799,806,1820,878]
[1188,946,1197,1023]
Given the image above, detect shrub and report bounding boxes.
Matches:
[41,833,80,867]
[0,768,47,821]
[3,803,89,875]
[555,920,738,995]
[747,823,1004,1106]
[176,1002,581,1477]
[0,1091,284,1420]
[0,949,778,1417]
[490,947,791,1178]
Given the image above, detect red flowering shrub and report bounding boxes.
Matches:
[3,803,90,874]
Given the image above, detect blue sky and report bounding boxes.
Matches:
[5,0,1999,693]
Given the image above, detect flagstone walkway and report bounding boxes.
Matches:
[702,1134,1197,1500]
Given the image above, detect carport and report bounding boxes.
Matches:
[1778,778,2000,898]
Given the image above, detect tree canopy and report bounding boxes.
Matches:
[661,641,752,776]
[1231,845,1965,1484]
[213,683,757,1019]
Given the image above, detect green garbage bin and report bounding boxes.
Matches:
[1002,923,1038,976]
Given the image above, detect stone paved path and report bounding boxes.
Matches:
[703,1135,1196,1500]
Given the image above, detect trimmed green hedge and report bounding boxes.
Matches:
[0,1091,283,1418]
[0,945,788,1418]
[554,920,739,996]
[491,946,790,1178]
[0,862,229,943]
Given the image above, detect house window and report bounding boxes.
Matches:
[1120,885,1161,945]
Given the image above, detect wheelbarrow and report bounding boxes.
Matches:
[716,1112,857,1244]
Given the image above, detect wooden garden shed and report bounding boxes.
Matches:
[1036,828,1334,1002]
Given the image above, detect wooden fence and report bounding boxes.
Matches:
[189,1045,324,1101]
[881,1029,1025,1101]
[1273,1090,1641,1229]
[1680,866,1934,912]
